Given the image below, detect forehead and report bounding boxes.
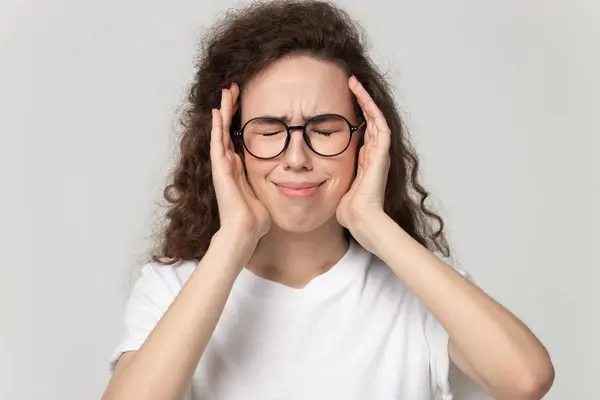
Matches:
[240,55,354,122]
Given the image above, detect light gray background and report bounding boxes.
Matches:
[0,0,597,399]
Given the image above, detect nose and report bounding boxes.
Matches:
[281,127,313,171]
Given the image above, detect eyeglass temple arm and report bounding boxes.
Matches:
[353,120,366,132]
[234,119,365,135]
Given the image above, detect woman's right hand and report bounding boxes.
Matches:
[210,83,271,254]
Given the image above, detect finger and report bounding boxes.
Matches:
[352,88,372,128]
[348,78,373,140]
[349,161,364,196]
[357,148,366,176]
[349,76,390,132]
[349,76,381,120]
[362,122,371,145]
[220,89,234,151]
[358,144,366,166]
[210,108,224,160]
[240,170,259,201]
[355,163,364,186]
[349,76,371,120]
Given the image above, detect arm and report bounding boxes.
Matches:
[340,76,555,400]
[103,82,269,400]
[102,231,252,400]
[362,212,555,400]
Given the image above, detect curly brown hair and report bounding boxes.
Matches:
[149,0,450,266]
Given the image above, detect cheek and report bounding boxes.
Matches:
[243,156,266,186]
[336,153,358,192]
[241,154,278,203]
[323,148,359,201]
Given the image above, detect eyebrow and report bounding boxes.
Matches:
[259,114,316,123]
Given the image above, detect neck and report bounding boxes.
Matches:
[246,218,350,289]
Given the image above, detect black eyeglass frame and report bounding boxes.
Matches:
[232,113,365,160]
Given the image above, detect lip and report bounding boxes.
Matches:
[274,181,324,198]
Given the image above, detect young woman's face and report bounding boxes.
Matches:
[240,55,360,233]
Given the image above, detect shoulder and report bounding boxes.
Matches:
[363,250,473,314]
[126,259,198,309]
[139,259,197,283]
[366,251,466,397]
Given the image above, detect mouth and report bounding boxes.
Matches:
[274,181,325,198]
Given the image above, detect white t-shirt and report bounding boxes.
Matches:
[109,237,470,400]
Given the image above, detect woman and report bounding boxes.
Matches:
[103,1,554,399]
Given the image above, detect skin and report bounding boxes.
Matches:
[103,54,555,400]
[240,55,361,287]
[231,54,555,399]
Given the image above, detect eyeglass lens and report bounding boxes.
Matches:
[242,115,351,158]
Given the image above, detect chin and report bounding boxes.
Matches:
[269,211,332,234]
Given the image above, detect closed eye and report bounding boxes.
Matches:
[259,131,283,137]
[314,130,336,136]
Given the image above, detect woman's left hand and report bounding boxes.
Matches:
[336,76,392,239]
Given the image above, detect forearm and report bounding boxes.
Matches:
[103,231,250,400]
[359,211,553,398]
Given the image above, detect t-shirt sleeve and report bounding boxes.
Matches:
[424,254,474,400]
[108,264,168,371]
[108,263,193,399]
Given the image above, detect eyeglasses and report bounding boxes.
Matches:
[232,113,365,160]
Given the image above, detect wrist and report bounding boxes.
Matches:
[347,210,391,254]
[210,228,258,267]
[347,208,388,233]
